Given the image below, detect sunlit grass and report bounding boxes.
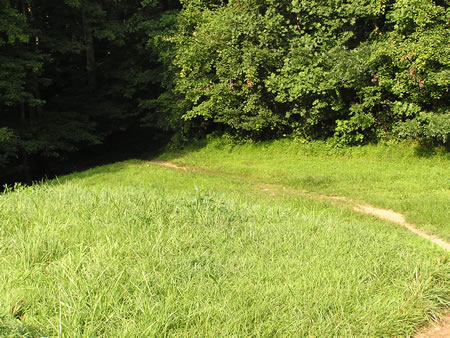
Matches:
[1,141,449,336]
[159,138,450,240]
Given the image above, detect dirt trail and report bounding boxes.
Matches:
[354,205,450,251]
[416,314,450,338]
[153,162,189,171]
[153,161,449,251]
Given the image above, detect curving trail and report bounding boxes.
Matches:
[153,161,449,251]
[353,204,450,251]
[152,161,449,251]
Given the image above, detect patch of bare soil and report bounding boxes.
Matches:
[416,314,450,338]
[152,161,192,171]
[354,205,450,251]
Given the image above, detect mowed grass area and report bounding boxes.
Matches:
[160,138,450,241]
[1,141,449,336]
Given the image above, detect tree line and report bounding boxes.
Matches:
[1,0,448,184]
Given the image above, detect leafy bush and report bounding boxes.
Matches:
[394,113,450,146]
[334,110,376,146]
[169,1,290,138]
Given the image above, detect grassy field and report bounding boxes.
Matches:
[160,138,450,241]
[1,139,449,336]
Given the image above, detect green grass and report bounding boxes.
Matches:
[159,138,450,241]
[1,140,449,336]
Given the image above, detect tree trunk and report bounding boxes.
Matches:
[82,6,97,91]
[19,103,32,182]
[33,74,41,120]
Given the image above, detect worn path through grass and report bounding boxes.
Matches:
[152,161,450,251]
[157,138,450,241]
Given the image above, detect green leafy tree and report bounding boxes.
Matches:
[163,0,448,145]
[0,0,46,179]
[1,0,181,184]
[168,0,293,138]
[365,0,450,145]
[166,0,381,140]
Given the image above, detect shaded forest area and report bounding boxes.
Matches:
[1,0,449,185]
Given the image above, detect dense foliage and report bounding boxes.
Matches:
[1,0,448,183]
[0,0,180,183]
[166,0,449,144]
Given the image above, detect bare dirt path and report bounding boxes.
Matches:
[153,161,190,171]
[152,160,450,336]
[354,204,450,251]
[416,314,450,338]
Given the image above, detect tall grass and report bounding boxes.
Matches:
[1,160,449,336]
